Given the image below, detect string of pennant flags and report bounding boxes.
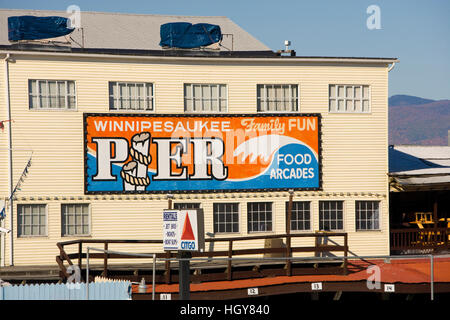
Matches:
[0,155,32,219]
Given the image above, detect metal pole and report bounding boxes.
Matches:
[4,53,14,266]
[152,253,156,301]
[86,247,90,300]
[430,254,434,301]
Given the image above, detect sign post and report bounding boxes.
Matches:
[177,251,192,300]
[163,208,204,300]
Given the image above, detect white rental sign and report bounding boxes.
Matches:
[163,209,205,252]
[163,210,179,250]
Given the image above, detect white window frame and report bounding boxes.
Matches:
[184,83,228,113]
[257,84,299,113]
[286,201,311,232]
[355,201,381,231]
[247,202,273,233]
[329,84,371,113]
[17,203,48,237]
[61,203,91,237]
[318,200,344,231]
[109,81,154,112]
[29,79,77,110]
[213,203,240,234]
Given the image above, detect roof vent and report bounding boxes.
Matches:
[277,40,296,56]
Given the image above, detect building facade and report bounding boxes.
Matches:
[0,10,397,267]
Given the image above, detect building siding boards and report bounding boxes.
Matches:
[1,54,389,266]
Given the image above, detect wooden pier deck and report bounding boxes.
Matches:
[132,256,450,300]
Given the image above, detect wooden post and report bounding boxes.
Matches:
[167,194,173,210]
[445,227,449,249]
[165,251,171,284]
[445,198,449,249]
[286,190,294,276]
[287,190,294,235]
[433,195,438,250]
[178,251,192,300]
[103,242,108,277]
[314,234,319,257]
[78,242,82,270]
[286,234,292,276]
[227,240,232,280]
[343,233,348,274]
[433,195,438,227]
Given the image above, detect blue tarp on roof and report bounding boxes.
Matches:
[8,15,74,41]
[159,22,222,49]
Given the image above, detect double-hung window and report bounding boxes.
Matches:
[286,201,311,231]
[61,204,90,236]
[329,84,370,113]
[355,201,380,231]
[319,201,344,231]
[213,203,239,233]
[247,202,272,233]
[18,204,47,237]
[109,82,154,111]
[29,80,76,110]
[184,83,227,112]
[257,84,298,112]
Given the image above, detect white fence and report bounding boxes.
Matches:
[0,280,131,300]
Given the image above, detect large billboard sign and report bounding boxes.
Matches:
[84,113,321,193]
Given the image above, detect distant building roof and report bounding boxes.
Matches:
[389,145,450,191]
[0,9,271,52]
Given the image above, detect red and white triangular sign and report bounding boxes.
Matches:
[181,213,195,241]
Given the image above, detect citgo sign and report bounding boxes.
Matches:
[84,113,321,193]
[163,209,205,252]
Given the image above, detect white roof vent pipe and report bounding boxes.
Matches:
[277,40,296,56]
[284,40,291,51]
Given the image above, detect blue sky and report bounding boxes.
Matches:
[1,0,449,100]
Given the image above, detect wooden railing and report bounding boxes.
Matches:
[56,233,348,283]
[390,228,450,252]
